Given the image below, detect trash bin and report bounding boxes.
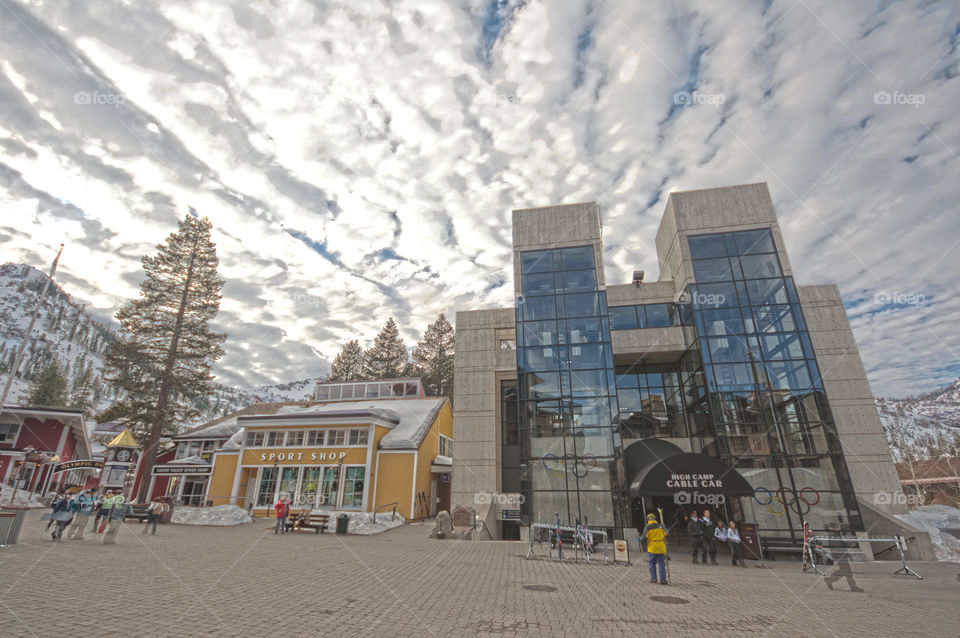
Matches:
[336,513,349,535]
[0,506,29,545]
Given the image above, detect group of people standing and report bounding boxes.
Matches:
[45,490,171,544]
[686,508,745,567]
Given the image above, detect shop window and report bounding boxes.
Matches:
[278,467,299,499]
[245,431,265,447]
[319,467,338,506]
[328,430,346,446]
[341,467,365,508]
[0,422,18,442]
[307,430,324,446]
[285,431,305,447]
[256,467,278,507]
[348,429,369,446]
[266,431,282,447]
[300,467,321,507]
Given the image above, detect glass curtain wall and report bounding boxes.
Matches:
[515,245,624,532]
[685,228,863,539]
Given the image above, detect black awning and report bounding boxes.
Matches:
[625,446,754,497]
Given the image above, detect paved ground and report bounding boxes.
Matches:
[1,510,958,637]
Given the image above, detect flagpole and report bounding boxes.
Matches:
[0,245,64,411]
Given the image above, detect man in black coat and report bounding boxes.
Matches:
[687,510,707,564]
[701,508,718,565]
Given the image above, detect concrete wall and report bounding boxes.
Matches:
[611,327,687,364]
[452,308,515,525]
[798,284,908,515]
[606,281,676,305]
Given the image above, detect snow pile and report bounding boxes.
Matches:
[895,504,960,562]
[309,509,406,535]
[0,484,46,508]
[171,505,252,526]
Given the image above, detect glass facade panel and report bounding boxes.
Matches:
[341,467,365,508]
[256,467,278,507]
[686,229,862,539]
[608,306,638,330]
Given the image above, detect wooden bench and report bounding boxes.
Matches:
[285,512,331,534]
[761,538,804,560]
[124,504,150,523]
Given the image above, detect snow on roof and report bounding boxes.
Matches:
[175,401,315,441]
[245,397,448,450]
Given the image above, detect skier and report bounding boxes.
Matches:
[687,510,707,564]
[642,513,669,585]
[67,489,95,540]
[49,494,73,540]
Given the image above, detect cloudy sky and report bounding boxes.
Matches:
[0,0,957,396]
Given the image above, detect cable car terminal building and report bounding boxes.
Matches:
[452,183,934,558]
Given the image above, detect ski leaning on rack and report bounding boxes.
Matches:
[657,507,671,583]
[556,512,563,561]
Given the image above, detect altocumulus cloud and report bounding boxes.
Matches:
[0,0,957,395]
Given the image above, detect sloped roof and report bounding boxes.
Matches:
[175,401,317,440]
[241,397,449,450]
[107,428,137,448]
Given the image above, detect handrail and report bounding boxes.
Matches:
[373,501,398,523]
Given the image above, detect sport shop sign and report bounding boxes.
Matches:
[258,450,348,463]
[665,473,724,489]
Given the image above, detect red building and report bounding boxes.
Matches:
[1,406,94,497]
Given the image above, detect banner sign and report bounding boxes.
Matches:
[614,539,630,563]
[54,460,104,473]
[152,465,213,476]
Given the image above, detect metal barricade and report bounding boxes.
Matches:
[0,506,28,546]
[803,535,922,579]
[526,522,610,564]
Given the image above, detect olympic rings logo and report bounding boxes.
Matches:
[753,486,820,516]
[541,453,598,479]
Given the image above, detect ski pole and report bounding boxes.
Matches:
[658,507,670,583]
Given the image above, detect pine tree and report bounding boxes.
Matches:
[362,318,409,380]
[27,361,68,407]
[103,212,226,502]
[328,340,365,381]
[411,313,455,397]
[68,362,96,415]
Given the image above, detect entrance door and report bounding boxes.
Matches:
[182,477,208,506]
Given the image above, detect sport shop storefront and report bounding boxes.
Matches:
[208,398,453,520]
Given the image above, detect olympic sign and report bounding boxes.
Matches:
[753,486,821,516]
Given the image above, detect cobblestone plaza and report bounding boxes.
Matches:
[1,512,956,637]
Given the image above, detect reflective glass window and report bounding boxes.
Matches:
[760,332,805,360]
[561,293,599,318]
[522,271,557,296]
[521,346,559,372]
[561,269,596,292]
[525,373,562,399]
[608,306,639,330]
[645,304,671,327]
[560,246,595,271]
[751,305,797,333]
[568,369,607,397]
[521,296,557,321]
[689,234,728,259]
[746,278,789,304]
[521,250,554,274]
[564,317,603,344]
[705,335,754,363]
[690,283,739,308]
[693,257,736,282]
[615,374,640,389]
[565,344,605,369]
[520,320,559,347]
[699,308,745,336]
[740,253,782,279]
[734,229,776,255]
[765,360,813,390]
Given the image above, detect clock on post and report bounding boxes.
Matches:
[101,428,139,490]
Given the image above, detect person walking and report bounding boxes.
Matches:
[98,491,122,535]
[91,491,108,532]
[727,521,745,566]
[687,510,707,564]
[274,496,290,534]
[642,513,669,585]
[701,509,718,565]
[143,496,166,535]
[46,492,66,532]
[103,495,129,545]
[68,489,96,540]
[50,494,73,540]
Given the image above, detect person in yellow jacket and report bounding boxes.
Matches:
[642,513,669,585]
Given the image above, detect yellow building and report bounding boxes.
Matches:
[208,386,453,521]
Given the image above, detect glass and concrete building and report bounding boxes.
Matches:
[453,183,923,550]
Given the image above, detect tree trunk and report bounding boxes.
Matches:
[136,240,199,503]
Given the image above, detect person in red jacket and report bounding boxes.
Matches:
[274,496,290,534]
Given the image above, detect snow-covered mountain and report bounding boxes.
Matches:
[0,263,317,424]
[877,377,960,462]
[0,262,116,409]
